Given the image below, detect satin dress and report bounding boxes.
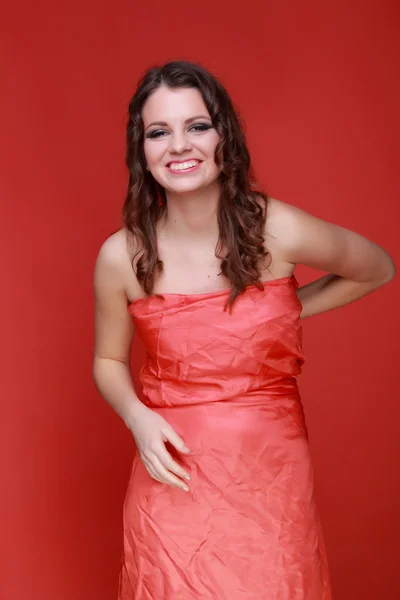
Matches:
[119,275,332,599]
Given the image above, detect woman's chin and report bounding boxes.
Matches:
[162,181,207,195]
[161,177,221,196]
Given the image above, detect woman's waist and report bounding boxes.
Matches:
[139,372,301,409]
[144,393,308,457]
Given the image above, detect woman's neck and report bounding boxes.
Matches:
[160,181,221,241]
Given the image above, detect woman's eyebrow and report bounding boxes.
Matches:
[145,115,211,131]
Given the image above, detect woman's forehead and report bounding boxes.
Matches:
[142,87,209,124]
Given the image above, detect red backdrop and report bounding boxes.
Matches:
[2,1,399,598]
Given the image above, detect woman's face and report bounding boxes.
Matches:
[142,86,221,195]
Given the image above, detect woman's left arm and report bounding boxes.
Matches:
[268,198,396,320]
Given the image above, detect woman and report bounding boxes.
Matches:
[92,61,395,599]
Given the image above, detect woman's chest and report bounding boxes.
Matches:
[154,244,228,294]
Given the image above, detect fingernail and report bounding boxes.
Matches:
[185,475,190,480]
[183,486,189,492]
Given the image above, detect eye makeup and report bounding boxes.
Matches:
[145,123,214,139]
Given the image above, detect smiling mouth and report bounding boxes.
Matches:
[167,160,202,172]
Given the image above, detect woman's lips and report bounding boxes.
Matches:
[166,161,203,175]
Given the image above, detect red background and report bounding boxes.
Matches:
[2,1,399,598]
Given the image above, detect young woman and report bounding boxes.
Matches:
[93,60,395,599]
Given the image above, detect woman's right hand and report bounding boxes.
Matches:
[127,403,191,492]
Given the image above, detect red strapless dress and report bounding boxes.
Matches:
[119,275,332,599]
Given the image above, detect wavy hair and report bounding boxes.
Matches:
[122,60,271,311]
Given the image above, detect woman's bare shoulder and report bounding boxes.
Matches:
[255,196,300,267]
[96,228,134,265]
[94,228,141,298]
[263,197,396,280]
[264,196,300,227]
[263,196,314,245]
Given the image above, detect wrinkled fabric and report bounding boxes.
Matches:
[120,275,332,599]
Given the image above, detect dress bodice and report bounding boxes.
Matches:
[128,276,304,408]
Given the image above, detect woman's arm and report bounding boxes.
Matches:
[92,231,192,491]
[267,198,396,319]
[92,232,144,428]
[295,273,393,320]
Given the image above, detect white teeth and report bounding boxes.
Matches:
[169,160,199,171]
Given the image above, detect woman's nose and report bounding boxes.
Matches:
[169,132,192,153]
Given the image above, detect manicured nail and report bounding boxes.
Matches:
[183,486,189,492]
[185,475,190,480]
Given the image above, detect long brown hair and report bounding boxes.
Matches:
[122,60,271,311]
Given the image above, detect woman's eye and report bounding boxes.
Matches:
[145,123,213,139]
[146,130,167,139]
[190,123,213,132]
